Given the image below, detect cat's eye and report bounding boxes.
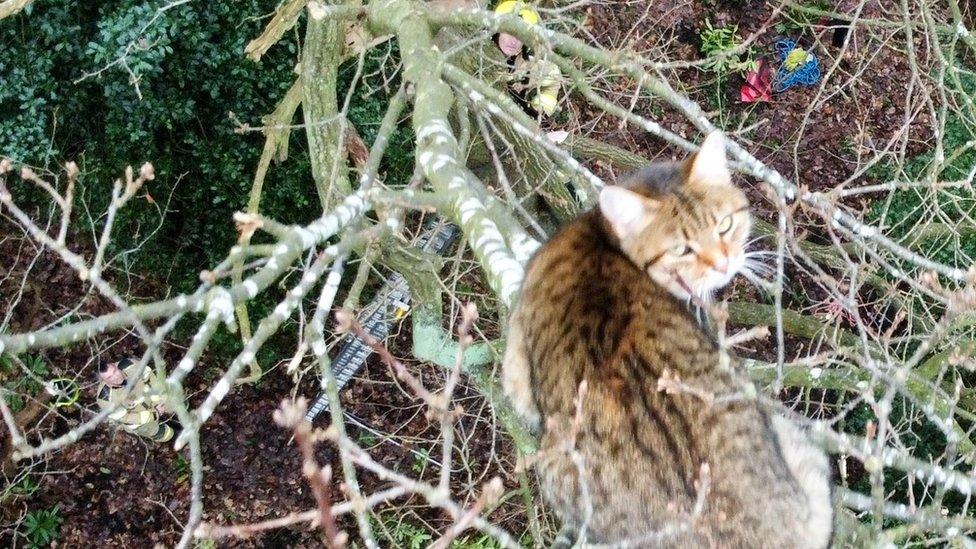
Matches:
[717,215,734,235]
[669,243,691,256]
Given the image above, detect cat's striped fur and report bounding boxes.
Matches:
[503,133,832,547]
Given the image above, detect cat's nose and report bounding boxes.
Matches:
[703,254,728,274]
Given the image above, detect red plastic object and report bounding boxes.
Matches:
[740,58,773,103]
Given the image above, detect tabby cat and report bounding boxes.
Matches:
[503,132,832,547]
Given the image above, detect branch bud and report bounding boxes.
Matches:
[139,162,155,182]
[233,212,263,242]
[334,309,355,334]
[273,397,309,429]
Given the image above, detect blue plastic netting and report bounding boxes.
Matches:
[773,39,821,92]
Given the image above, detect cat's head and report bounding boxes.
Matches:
[599,131,752,301]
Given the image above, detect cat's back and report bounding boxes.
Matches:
[517,209,716,407]
[520,209,692,338]
[520,209,647,328]
[507,212,825,548]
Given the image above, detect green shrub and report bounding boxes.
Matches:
[852,60,976,519]
[371,514,433,549]
[0,354,48,412]
[1,2,413,303]
[368,510,507,548]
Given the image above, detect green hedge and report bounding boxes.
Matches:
[1,0,313,291]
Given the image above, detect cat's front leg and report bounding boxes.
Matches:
[502,315,541,431]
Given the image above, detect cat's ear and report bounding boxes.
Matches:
[599,186,658,240]
[687,131,731,187]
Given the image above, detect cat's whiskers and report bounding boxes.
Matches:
[742,249,778,277]
[738,264,776,295]
[742,258,775,277]
[742,252,778,267]
[740,268,773,289]
[745,234,772,247]
[722,248,776,295]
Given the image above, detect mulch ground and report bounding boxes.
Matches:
[1,0,927,546]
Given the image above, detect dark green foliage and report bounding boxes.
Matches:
[22,506,62,548]
[338,39,414,185]
[839,396,974,517]
[0,0,313,292]
[852,66,976,523]
[0,2,410,366]
[1,2,412,302]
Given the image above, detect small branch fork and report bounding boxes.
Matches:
[273,399,347,547]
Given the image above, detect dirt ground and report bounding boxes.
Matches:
[0,234,521,546]
[1,0,929,546]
